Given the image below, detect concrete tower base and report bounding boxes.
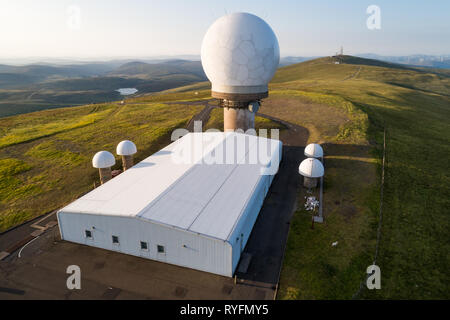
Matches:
[212,91,267,132]
[99,167,112,184]
[122,155,134,171]
[224,107,255,132]
[303,176,318,188]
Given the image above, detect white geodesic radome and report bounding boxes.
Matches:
[200,12,280,94]
[92,151,115,169]
[298,158,324,178]
[304,143,323,158]
[116,140,137,156]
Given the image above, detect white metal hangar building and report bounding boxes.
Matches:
[57,132,282,277]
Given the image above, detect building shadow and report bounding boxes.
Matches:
[236,144,305,284]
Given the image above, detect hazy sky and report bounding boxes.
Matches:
[0,0,449,59]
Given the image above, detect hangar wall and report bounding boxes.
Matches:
[57,212,233,277]
[229,142,282,273]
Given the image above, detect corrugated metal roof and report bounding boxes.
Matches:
[59,132,281,241]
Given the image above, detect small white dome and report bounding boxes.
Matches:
[201,12,280,94]
[92,151,115,168]
[299,158,324,178]
[116,140,137,156]
[304,143,323,158]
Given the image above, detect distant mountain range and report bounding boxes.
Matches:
[109,60,206,79]
[279,56,317,66]
[0,55,203,66]
[0,59,206,89]
[279,54,450,69]
[0,59,207,117]
[355,54,450,69]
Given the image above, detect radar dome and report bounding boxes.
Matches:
[92,151,115,169]
[201,12,280,95]
[304,143,324,158]
[299,158,324,178]
[116,140,137,156]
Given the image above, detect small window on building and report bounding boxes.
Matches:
[112,235,119,244]
[85,230,92,238]
[157,245,165,253]
[140,241,148,250]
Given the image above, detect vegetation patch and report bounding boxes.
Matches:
[25,141,87,167]
[275,56,449,299]
[0,101,202,232]
[0,158,39,202]
[0,105,114,148]
[270,89,368,144]
[128,89,211,103]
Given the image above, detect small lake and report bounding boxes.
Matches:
[116,88,138,95]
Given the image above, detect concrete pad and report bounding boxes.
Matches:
[0,229,270,300]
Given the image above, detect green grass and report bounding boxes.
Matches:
[25,141,87,168]
[272,56,450,299]
[262,89,377,299]
[269,89,368,143]
[127,88,211,103]
[0,101,202,232]
[0,158,40,203]
[0,104,115,148]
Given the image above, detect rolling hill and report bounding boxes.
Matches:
[357,53,450,69]
[0,56,448,299]
[109,60,206,79]
[268,55,449,299]
[0,62,119,89]
[0,60,207,118]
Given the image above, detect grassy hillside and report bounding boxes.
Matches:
[269,56,449,299]
[0,101,203,231]
[0,56,448,299]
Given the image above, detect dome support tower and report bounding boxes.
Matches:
[116,140,137,171]
[216,93,265,132]
[99,167,112,184]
